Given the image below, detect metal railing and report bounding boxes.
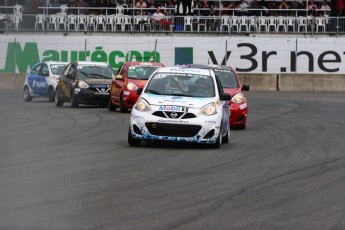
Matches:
[0,6,344,36]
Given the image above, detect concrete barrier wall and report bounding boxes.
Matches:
[278,74,345,91]
[238,74,345,91]
[1,73,345,91]
[0,74,25,90]
[238,74,278,91]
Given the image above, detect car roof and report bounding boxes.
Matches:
[156,67,213,76]
[73,61,110,66]
[45,61,69,65]
[126,61,165,67]
[188,64,232,71]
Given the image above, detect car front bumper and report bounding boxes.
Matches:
[74,88,109,105]
[129,107,223,144]
[230,102,248,126]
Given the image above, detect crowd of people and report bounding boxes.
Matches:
[32,0,343,17]
[0,0,344,18]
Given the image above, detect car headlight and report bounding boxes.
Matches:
[52,75,60,82]
[231,93,245,104]
[134,98,151,112]
[78,80,89,89]
[200,102,217,116]
[127,82,138,91]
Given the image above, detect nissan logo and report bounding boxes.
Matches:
[171,112,178,118]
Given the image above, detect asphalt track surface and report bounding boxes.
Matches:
[1,89,345,230]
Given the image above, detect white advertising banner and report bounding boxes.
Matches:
[0,34,344,74]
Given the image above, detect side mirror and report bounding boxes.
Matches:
[115,74,123,80]
[42,71,49,77]
[242,84,249,91]
[136,88,143,95]
[220,93,231,101]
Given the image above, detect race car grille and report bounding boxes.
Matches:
[145,123,201,137]
[152,111,196,119]
[89,84,110,93]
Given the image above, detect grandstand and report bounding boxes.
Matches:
[0,0,344,35]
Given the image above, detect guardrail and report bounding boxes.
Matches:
[0,5,344,35]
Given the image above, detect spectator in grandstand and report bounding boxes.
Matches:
[88,0,98,15]
[161,8,173,29]
[151,6,165,28]
[181,0,193,15]
[222,1,236,15]
[0,0,12,14]
[147,0,159,15]
[290,0,298,13]
[76,0,89,14]
[237,0,249,16]
[196,0,212,16]
[96,0,108,14]
[320,0,331,15]
[66,0,78,14]
[165,0,176,15]
[268,1,279,16]
[108,0,117,14]
[260,0,269,12]
[51,0,62,7]
[50,0,62,13]
[278,0,290,16]
[334,0,344,16]
[248,0,261,16]
[136,0,148,9]
[208,7,218,30]
[297,0,306,16]
[308,0,318,10]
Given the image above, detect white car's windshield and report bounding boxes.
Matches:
[145,73,215,97]
[50,64,67,75]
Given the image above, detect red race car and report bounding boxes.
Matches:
[186,64,249,129]
[108,62,165,112]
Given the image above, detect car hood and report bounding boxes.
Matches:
[142,94,216,109]
[129,79,148,88]
[84,79,112,85]
[223,88,242,96]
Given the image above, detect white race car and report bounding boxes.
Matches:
[23,61,68,102]
[128,67,232,148]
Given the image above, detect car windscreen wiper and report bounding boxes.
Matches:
[146,89,161,95]
[88,73,111,79]
[168,93,186,97]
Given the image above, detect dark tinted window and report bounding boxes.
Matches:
[215,70,239,88]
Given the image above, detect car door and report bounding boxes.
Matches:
[59,63,75,99]
[28,63,49,96]
[112,63,126,104]
[216,76,230,135]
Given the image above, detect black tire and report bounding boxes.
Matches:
[212,133,222,149]
[120,94,128,113]
[48,86,55,102]
[128,127,141,147]
[23,86,33,102]
[238,124,246,130]
[108,94,117,111]
[55,87,64,107]
[223,123,230,144]
[231,124,246,130]
[71,92,79,108]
